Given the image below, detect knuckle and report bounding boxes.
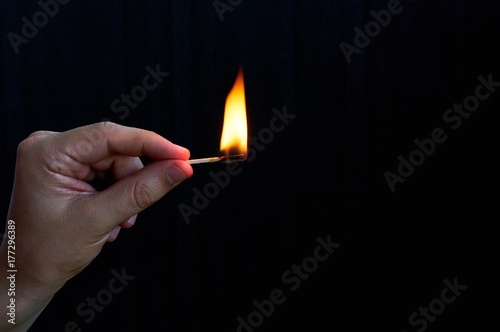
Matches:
[17,134,43,156]
[82,122,117,149]
[16,144,28,160]
[27,130,52,139]
[17,131,59,162]
[17,139,32,155]
[95,121,116,132]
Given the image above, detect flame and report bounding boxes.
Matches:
[220,67,248,156]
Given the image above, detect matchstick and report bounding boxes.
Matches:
[187,154,246,165]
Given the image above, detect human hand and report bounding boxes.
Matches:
[0,122,192,331]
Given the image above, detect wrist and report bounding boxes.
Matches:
[0,242,57,331]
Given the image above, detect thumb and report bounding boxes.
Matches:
[87,160,192,230]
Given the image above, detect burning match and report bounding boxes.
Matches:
[189,67,248,166]
[187,154,246,165]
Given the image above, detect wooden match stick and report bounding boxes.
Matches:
[187,154,246,165]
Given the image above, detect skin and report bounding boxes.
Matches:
[0,122,193,331]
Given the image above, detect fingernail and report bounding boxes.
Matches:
[110,226,121,241]
[127,214,137,226]
[166,165,188,185]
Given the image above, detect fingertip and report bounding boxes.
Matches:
[183,147,191,160]
[119,214,138,229]
[165,143,190,160]
[107,226,121,242]
[166,160,193,186]
[126,214,137,226]
[176,145,190,160]
[175,160,193,178]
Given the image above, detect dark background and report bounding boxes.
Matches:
[1,0,497,331]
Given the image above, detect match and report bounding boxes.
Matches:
[187,154,246,165]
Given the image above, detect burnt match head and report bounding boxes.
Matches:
[222,153,247,163]
[221,147,247,162]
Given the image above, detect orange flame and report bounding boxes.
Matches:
[220,67,248,156]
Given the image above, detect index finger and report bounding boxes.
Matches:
[55,122,190,164]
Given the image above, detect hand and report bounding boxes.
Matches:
[0,122,192,331]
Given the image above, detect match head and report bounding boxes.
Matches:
[223,153,247,162]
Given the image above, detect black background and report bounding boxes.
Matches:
[1,0,497,331]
